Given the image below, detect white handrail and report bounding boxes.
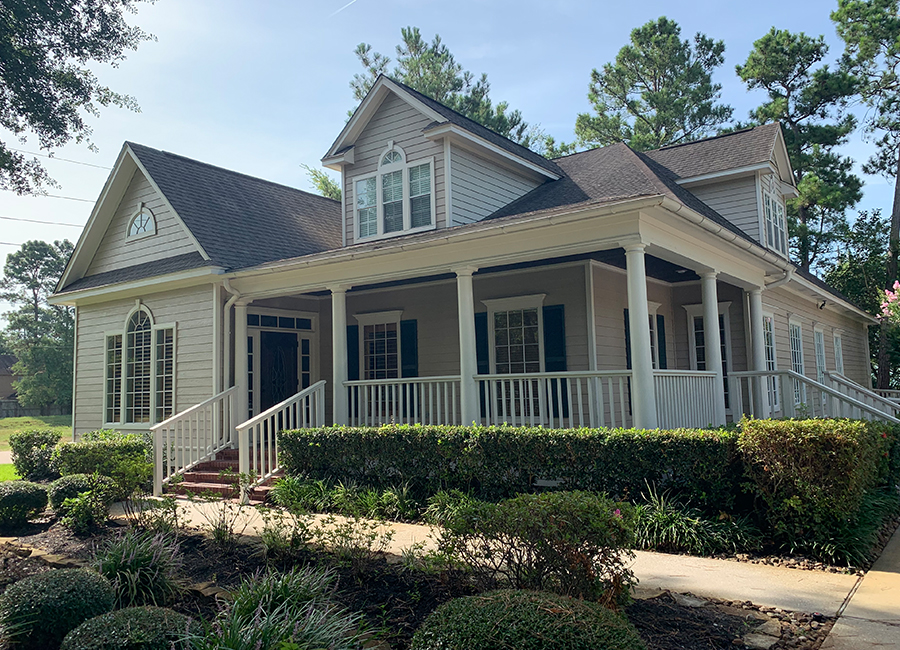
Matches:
[731,370,900,424]
[151,386,238,496]
[346,376,461,426]
[825,372,900,416]
[236,380,326,490]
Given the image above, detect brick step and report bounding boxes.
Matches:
[171,482,238,498]
[182,471,243,485]
[216,449,239,460]
[191,460,239,471]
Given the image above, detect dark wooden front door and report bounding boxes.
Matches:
[260,331,298,412]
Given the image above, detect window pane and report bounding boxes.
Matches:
[381,150,402,166]
[384,200,403,232]
[126,311,153,423]
[105,335,122,423]
[363,322,398,380]
[357,177,377,238]
[410,195,431,228]
[382,170,402,203]
[155,328,175,422]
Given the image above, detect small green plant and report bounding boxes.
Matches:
[411,590,647,650]
[310,514,395,575]
[423,489,479,526]
[230,566,338,621]
[255,506,312,562]
[123,495,186,535]
[0,568,115,650]
[269,475,332,512]
[49,474,117,514]
[93,529,183,607]
[190,488,253,551]
[61,487,113,534]
[61,606,195,650]
[438,491,635,604]
[9,429,62,481]
[0,481,47,527]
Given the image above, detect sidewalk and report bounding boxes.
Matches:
[118,499,860,617]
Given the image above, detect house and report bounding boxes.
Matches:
[0,354,18,400]
[49,76,897,493]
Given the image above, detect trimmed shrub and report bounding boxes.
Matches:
[0,568,115,650]
[93,530,183,607]
[410,590,646,650]
[438,491,634,603]
[279,425,740,510]
[49,474,117,513]
[61,606,195,650]
[0,481,48,527]
[52,435,152,498]
[9,429,62,481]
[739,418,895,547]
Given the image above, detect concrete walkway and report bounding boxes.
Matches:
[822,526,900,649]
[0,451,12,464]
[115,499,861,617]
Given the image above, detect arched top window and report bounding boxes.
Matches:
[381,149,403,166]
[127,205,156,239]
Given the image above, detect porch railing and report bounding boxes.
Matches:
[345,376,461,426]
[151,386,238,496]
[874,388,900,404]
[825,371,900,417]
[654,370,718,429]
[730,370,900,423]
[477,371,632,428]
[236,380,326,486]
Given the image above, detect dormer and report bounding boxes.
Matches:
[322,76,562,246]
[644,123,797,259]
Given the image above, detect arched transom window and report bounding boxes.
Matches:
[127,205,156,239]
[105,306,175,425]
[354,143,434,240]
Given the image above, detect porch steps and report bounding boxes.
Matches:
[166,449,281,503]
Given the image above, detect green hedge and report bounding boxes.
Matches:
[279,425,741,509]
[52,436,152,498]
[739,418,898,545]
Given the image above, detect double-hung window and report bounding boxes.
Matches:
[354,143,435,240]
[764,192,788,256]
[789,319,806,405]
[833,333,844,376]
[105,307,175,426]
[763,315,779,411]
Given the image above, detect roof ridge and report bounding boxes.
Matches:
[652,123,777,152]
[126,142,341,205]
[624,145,679,201]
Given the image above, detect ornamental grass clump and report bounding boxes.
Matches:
[93,529,183,608]
[61,606,196,650]
[0,568,114,650]
[411,590,647,650]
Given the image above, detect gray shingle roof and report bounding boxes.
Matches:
[59,252,216,294]
[643,123,781,179]
[127,143,342,271]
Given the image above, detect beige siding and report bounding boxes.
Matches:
[690,177,761,244]
[73,285,214,436]
[762,286,871,387]
[343,92,446,245]
[86,169,199,276]
[449,146,541,225]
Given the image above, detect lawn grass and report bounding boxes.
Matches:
[0,464,19,481]
[0,416,72,451]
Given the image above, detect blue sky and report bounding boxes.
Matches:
[0,0,891,315]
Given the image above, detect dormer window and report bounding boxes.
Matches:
[764,192,788,256]
[127,204,156,239]
[354,143,435,241]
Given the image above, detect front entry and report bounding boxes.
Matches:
[260,331,299,412]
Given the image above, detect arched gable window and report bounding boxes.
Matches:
[105,305,175,425]
[354,142,434,240]
[127,205,156,239]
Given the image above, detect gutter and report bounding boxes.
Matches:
[765,269,794,290]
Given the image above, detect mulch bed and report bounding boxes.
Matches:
[1,517,838,650]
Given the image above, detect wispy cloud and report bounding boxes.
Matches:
[328,0,361,18]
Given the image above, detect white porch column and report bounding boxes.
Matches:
[624,244,658,429]
[330,286,349,425]
[702,272,727,426]
[455,267,480,425]
[748,288,768,417]
[234,301,250,424]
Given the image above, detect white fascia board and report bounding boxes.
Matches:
[772,125,796,185]
[323,76,446,160]
[423,123,560,181]
[57,144,135,291]
[49,266,226,306]
[321,147,354,171]
[675,162,773,186]
[786,275,876,323]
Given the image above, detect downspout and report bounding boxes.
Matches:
[765,268,794,290]
[222,279,241,389]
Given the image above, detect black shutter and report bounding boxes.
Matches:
[400,319,418,378]
[347,324,359,381]
[543,305,568,419]
[623,309,632,370]
[475,312,489,419]
[656,314,667,370]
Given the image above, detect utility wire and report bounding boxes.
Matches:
[0,215,83,227]
[9,148,112,170]
[0,189,93,203]
[0,242,23,247]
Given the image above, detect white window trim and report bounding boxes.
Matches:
[833,330,845,376]
[125,203,157,241]
[762,312,780,411]
[788,316,806,405]
[814,326,827,383]
[354,310,403,380]
[482,294,546,374]
[683,302,732,373]
[763,190,788,258]
[247,307,319,333]
[351,143,437,243]
[647,301,661,370]
[103,304,176,428]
